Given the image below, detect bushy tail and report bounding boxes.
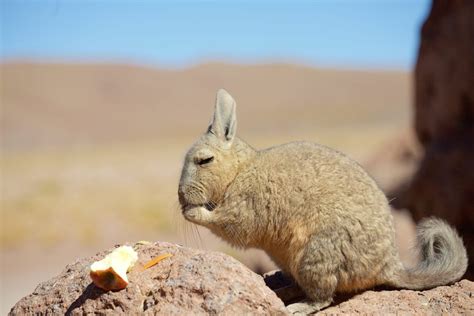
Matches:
[390,217,468,290]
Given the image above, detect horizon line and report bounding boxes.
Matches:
[0,57,412,73]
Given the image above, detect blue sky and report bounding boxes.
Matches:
[1,0,431,69]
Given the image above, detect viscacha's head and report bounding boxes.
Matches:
[177,89,254,226]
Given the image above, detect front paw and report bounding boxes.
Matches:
[182,205,213,224]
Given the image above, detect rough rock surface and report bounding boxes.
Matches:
[264,270,474,315]
[9,242,287,315]
[319,280,474,315]
[11,245,474,315]
[393,0,474,278]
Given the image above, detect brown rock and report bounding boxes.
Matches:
[393,0,474,278]
[9,241,287,315]
[264,270,474,315]
[264,270,305,305]
[10,243,473,315]
[319,280,474,315]
[414,0,474,145]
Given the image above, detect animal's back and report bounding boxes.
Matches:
[254,141,392,224]
[248,141,399,289]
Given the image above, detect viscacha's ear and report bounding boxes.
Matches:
[208,89,237,146]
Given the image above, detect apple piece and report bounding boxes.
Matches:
[90,245,138,291]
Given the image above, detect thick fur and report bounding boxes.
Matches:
[178,89,468,314]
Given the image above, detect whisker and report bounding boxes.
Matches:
[171,201,187,245]
[191,223,204,249]
[183,218,190,246]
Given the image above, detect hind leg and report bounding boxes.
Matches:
[286,273,335,314]
[286,235,340,314]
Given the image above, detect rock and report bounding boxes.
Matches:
[9,241,288,315]
[319,280,474,315]
[392,0,474,278]
[264,270,305,305]
[414,0,474,145]
[263,270,474,315]
[11,243,473,315]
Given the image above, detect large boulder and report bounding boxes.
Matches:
[414,0,474,145]
[393,0,474,278]
[9,242,287,315]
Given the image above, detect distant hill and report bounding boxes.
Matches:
[1,62,411,150]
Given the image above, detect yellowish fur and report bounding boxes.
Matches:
[178,89,468,314]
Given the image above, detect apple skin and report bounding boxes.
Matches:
[90,268,128,291]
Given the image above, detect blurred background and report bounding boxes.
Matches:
[2,0,473,313]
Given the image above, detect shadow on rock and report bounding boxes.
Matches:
[66,283,104,315]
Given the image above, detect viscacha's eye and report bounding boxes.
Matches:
[197,156,214,166]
